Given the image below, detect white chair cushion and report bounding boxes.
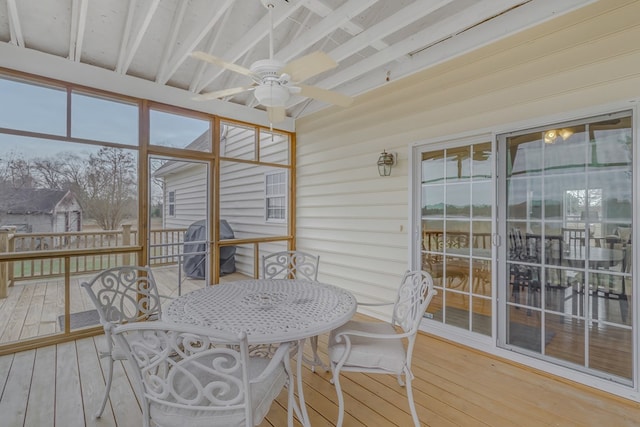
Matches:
[149,355,287,427]
[329,320,407,373]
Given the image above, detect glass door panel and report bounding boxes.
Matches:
[500,112,633,383]
[421,141,493,337]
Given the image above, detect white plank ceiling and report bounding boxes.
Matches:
[0,0,595,127]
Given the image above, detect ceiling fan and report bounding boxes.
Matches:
[191,0,353,124]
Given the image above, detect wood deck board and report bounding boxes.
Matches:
[0,350,34,426]
[55,341,85,426]
[25,346,55,427]
[0,327,639,426]
[419,339,627,425]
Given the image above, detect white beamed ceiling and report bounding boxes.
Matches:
[0,0,596,130]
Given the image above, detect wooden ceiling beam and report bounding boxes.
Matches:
[156,0,235,85]
[288,0,527,114]
[69,0,88,62]
[6,0,24,47]
[293,0,597,118]
[274,0,380,64]
[155,0,189,84]
[116,0,160,74]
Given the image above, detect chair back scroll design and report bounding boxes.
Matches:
[113,322,298,427]
[80,265,162,418]
[393,270,436,335]
[262,250,319,280]
[261,250,325,371]
[83,266,162,325]
[328,270,436,427]
[112,321,294,427]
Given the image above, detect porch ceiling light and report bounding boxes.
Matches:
[254,83,290,107]
[377,150,396,176]
[544,128,574,144]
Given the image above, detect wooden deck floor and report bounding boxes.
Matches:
[1,268,640,425]
[1,317,639,427]
[0,265,245,345]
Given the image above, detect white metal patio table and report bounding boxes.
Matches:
[164,278,357,426]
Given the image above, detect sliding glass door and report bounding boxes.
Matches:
[415,109,634,385]
[418,139,494,336]
[498,111,633,383]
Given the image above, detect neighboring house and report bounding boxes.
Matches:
[153,126,289,275]
[0,188,82,234]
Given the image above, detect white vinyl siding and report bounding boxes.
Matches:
[295,0,640,401]
[163,166,207,229]
[219,160,288,275]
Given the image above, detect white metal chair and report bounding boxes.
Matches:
[262,250,320,281]
[80,265,162,418]
[328,270,436,427]
[111,321,295,427]
[262,250,324,371]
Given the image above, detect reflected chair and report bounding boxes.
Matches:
[262,250,324,371]
[328,270,436,427]
[262,250,319,280]
[508,229,541,309]
[603,231,632,322]
[80,266,162,418]
[112,321,294,427]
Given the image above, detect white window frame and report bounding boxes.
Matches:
[265,170,287,223]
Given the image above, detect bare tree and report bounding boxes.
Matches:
[31,151,87,192]
[32,157,67,190]
[78,147,137,230]
[0,152,35,188]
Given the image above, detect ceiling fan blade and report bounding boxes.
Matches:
[193,86,254,101]
[298,84,353,107]
[281,51,337,83]
[191,51,257,79]
[267,106,286,123]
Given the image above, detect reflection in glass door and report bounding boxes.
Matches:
[420,141,493,336]
[499,111,633,383]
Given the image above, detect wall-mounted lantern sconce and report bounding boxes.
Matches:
[377,150,396,176]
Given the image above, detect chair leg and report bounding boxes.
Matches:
[331,368,346,427]
[95,356,114,418]
[404,370,420,427]
[308,335,329,372]
[283,355,303,426]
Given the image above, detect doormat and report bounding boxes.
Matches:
[508,322,555,353]
[58,309,101,330]
[430,306,555,352]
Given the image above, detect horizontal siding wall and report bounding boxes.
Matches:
[295,0,640,314]
[163,166,208,229]
[220,161,287,276]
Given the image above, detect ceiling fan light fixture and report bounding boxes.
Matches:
[254,84,290,107]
